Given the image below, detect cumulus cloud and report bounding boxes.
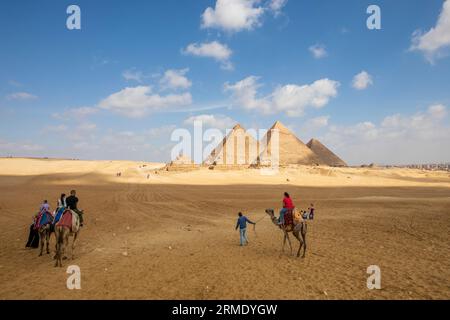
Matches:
[6,92,38,101]
[352,71,373,90]
[269,0,288,16]
[320,104,450,165]
[201,0,265,32]
[183,41,233,70]
[160,68,192,90]
[224,76,340,117]
[98,86,192,118]
[184,114,237,130]
[410,0,450,63]
[122,69,145,83]
[309,44,327,59]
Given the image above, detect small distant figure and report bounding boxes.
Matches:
[235,212,256,246]
[308,204,315,220]
[147,174,150,179]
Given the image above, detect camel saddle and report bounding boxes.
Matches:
[56,210,80,233]
[34,210,53,230]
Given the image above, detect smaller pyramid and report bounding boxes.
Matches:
[306,139,347,167]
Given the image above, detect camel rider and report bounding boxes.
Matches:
[279,192,295,225]
[53,193,66,224]
[235,212,256,246]
[57,193,67,209]
[66,190,84,227]
[40,200,50,213]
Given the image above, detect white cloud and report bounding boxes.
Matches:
[269,0,288,16]
[41,124,68,134]
[52,106,98,121]
[428,103,447,120]
[160,68,192,90]
[122,69,145,83]
[224,76,340,117]
[184,114,237,130]
[201,0,265,32]
[321,105,450,165]
[98,86,192,118]
[352,71,373,90]
[6,92,38,101]
[309,115,330,128]
[309,44,327,59]
[183,41,233,70]
[410,0,450,63]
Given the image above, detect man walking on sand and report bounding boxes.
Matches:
[235,212,256,246]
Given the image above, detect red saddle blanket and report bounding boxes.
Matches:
[284,209,294,226]
[56,210,73,229]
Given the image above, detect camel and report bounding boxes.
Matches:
[265,209,307,258]
[38,224,53,256]
[54,210,81,267]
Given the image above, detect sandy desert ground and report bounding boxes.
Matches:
[0,158,449,300]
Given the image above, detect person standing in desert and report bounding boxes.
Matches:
[235,212,256,246]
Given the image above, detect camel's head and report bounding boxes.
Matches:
[265,209,275,217]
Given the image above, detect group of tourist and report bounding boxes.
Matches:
[25,190,84,249]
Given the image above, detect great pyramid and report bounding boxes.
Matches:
[259,121,325,166]
[204,124,259,166]
[306,139,347,167]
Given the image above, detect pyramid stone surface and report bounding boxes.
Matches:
[259,121,325,166]
[306,139,347,167]
[205,124,259,166]
[170,154,194,165]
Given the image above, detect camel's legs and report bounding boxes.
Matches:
[282,233,287,253]
[71,232,78,260]
[46,231,50,254]
[301,230,307,258]
[286,232,293,255]
[39,231,44,257]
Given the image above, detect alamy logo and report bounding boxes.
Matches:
[66,265,81,290]
[366,5,381,30]
[366,265,381,290]
[66,5,81,30]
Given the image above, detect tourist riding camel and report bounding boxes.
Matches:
[279,192,295,225]
[53,193,66,224]
[66,190,84,227]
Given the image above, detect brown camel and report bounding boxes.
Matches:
[54,210,81,267]
[265,209,307,258]
[38,224,52,256]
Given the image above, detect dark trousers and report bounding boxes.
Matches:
[25,224,39,248]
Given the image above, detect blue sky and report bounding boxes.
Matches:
[1,0,449,165]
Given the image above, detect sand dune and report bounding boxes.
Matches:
[0,158,449,299]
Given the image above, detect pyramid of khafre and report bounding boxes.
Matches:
[306,138,347,167]
[204,124,259,166]
[259,121,325,166]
